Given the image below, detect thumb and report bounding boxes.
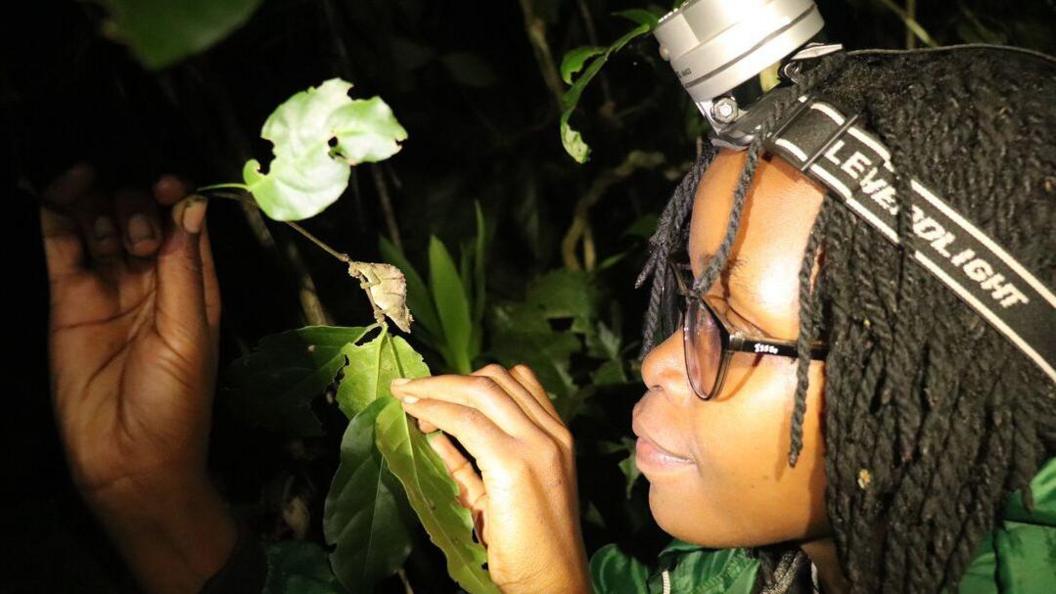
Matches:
[155,196,210,349]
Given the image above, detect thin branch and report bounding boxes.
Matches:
[371,163,403,250]
[576,0,613,105]
[876,0,937,47]
[286,220,351,263]
[517,0,566,109]
[562,150,665,271]
[905,0,917,49]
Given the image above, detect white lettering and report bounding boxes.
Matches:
[964,258,993,282]
[824,140,846,165]
[841,151,872,179]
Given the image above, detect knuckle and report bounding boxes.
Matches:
[476,363,507,377]
[468,375,499,395]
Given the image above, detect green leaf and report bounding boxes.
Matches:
[429,236,474,373]
[560,46,606,85]
[589,544,650,594]
[379,236,443,347]
[100,0,263,70]
[324,399,414,591]
[613,8,662,28]
[559,20,656,162]
[227,326,373,436]
[263,541,349,594]
[336,331,429,419]
[243,79,408,221]
[375,397,499,594]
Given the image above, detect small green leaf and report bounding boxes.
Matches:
[559,20,656,162]
[100,0,263,70]
[429,236,474,374]
[560,46,606,84]
[264,541,349,594]
[243,79,407,221]
[324,399,414,591]
[227,326,373,436]
[336,331,428,419]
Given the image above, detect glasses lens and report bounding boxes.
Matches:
[684,298,723,398]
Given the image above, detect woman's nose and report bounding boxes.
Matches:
[640,329,695,405]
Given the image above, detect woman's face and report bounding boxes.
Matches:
[634,149,832,547]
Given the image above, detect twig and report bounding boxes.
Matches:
[517,0,566,109]
[576,0,613,106]
[561,150,665,271]
[371,163,403,250]
[905,0,917,49]
[875,0,937,47]
[196,72,334,326]
[202,190,352,266]
[397,568,414,594]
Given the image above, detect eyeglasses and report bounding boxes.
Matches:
[669,259,827,400]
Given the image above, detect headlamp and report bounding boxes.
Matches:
[653,0,839,147]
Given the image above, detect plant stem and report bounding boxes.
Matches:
[371,164,403,250]
[196,182,250,192]
[905,0,917,49]
[286,221,351,264]
[876,0,936,47]
[517,0,565,110]
[199,188,352,266]
[561,150,665,271]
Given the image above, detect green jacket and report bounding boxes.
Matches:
[591,459,1056,594]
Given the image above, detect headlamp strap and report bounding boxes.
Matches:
[764,95,1056,383]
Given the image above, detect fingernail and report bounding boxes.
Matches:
[391,378,411,387]
[400,395,420,404]
[93,216,117,240]
[174,196,207,235]
[126,213,155,243]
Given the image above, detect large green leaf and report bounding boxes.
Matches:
[100,0,263,70]
[336,331,429,419]
[227,326,373,436]
[589,544,650,594]
[243,79,408,221]
[324,399,414,591]
[375,397,498,594]
[429,236,474,373]
[263,541,349,594]
[559,11,661,163]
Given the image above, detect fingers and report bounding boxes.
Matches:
[115,188,162,259]
[392,374,543,440]
[153,175,193,207]
[40,203,85,282]
[509,364,561,420]
[472,365,564,438]
[428,432,487,515]
[396,397,514,475]
[154,196,210,348]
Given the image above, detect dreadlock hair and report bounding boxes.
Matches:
[638,46,1056,594]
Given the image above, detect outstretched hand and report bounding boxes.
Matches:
[392,364,591,594]
[40,165,235,594]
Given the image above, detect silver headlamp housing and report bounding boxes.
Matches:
[654,0,830,146]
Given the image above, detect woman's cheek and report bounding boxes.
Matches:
[652,360,830,547]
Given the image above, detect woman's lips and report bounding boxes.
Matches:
[635,435,695,474]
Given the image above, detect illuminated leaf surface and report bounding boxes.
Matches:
[336,332,428,419]
[244,79,407,221]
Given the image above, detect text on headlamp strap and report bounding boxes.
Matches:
[764,95,1056,383]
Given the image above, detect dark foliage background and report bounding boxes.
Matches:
[3,0,1053,591]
